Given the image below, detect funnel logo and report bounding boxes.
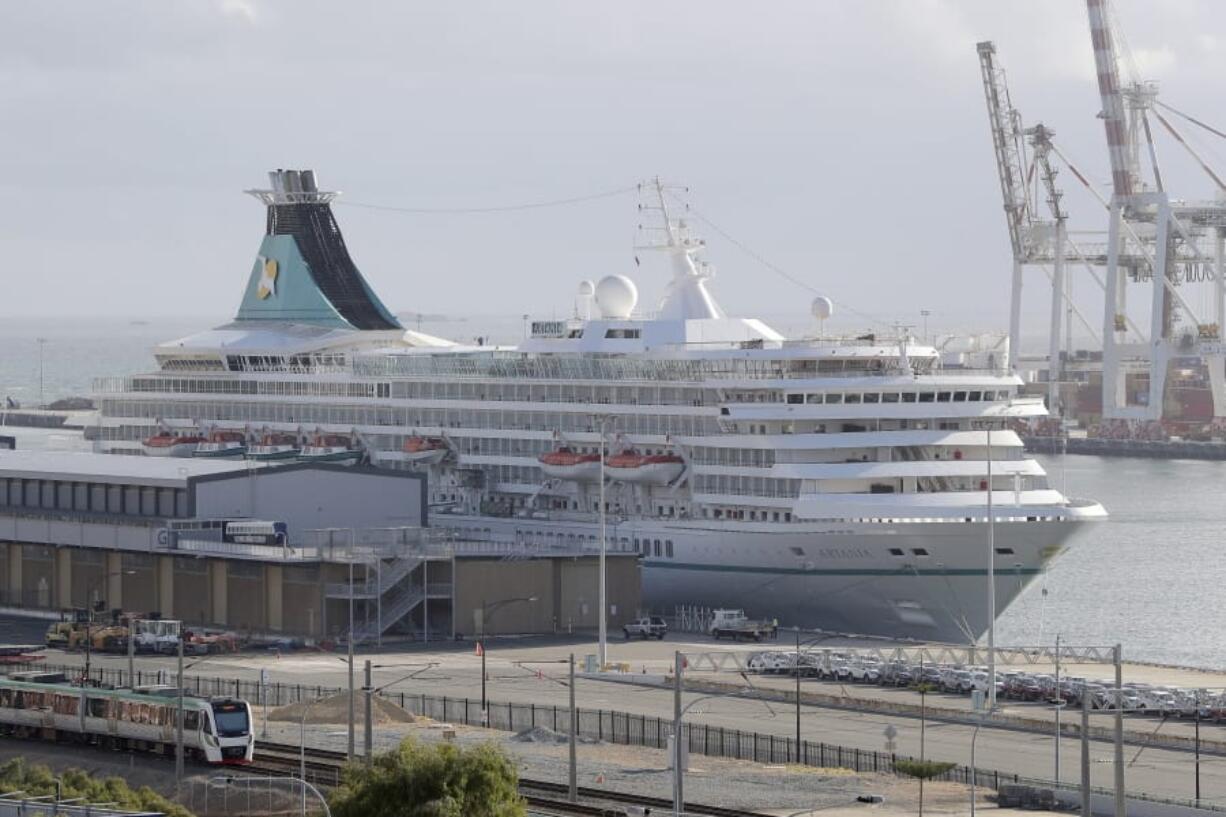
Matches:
[256,257,278,299]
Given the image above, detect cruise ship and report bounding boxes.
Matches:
[93,169,1106,643]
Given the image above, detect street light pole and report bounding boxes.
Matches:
[986,425,996,710]
[347,559,355,761]
[481,641,487,727]
[568,653,577,803]
[36,338,46,408]
[597,415,608,670]
[175,631,185,790]
[794,627,801,760]
[673,650,683,817]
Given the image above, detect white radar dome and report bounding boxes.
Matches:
[577,279,595,297]
[811,296,834,320]
[595,275,638,319]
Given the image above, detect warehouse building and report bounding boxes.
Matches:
[0,451,639,640]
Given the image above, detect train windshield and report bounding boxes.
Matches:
[211,702,249,737]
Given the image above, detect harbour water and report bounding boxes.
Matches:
[2,317,1223,669]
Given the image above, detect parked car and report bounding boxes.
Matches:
[623,616,668,640]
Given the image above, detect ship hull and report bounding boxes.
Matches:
[433,513,1095,644]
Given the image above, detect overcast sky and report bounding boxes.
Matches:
[3,1,1225,343]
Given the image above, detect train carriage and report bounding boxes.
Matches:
[0,674,253,764]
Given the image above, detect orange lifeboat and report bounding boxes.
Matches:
[142,432,205,458]
[604,449,685,485]
[403,435,448,464]
[538,447,602,481]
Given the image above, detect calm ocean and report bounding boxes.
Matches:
[2,317,1220,669]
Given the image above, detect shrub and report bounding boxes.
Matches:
[330,738,526,817]
[0,758,191,817]
[894,758,956,780]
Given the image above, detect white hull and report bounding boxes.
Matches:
[432,512,1095,643]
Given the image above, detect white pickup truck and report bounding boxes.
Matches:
[623,616,668,640]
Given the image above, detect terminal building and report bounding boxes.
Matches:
[0,451,639,641]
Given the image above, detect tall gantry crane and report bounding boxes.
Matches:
[977,42,1106,415]
[1086,0,1226,423]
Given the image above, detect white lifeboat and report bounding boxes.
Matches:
[403,435,448,464]
[604,449,685,485]
[142,432,205,458]
[193,429,248,459]
[247,432,300,461]
[538,447,602,481]
[299,433,363,466]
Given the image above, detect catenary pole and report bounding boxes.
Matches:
[363,659,373,766]
[1113,644,1124,817]
[568,653,578,802]
[1081,691,1091,817]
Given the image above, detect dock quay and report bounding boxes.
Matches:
[1024,434,1226,460]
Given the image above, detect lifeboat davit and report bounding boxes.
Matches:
[604,450,685,485]
[142,432,206,458]
[538,447,602,481]
[299,433,363,466]
[403,436,448,464]
[246,432,300,461]
[193,430,248,459]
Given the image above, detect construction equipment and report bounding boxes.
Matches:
[44,609,89,650]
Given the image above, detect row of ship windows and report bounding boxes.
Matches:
[781,390,1011,406]
[888,547,1018,557]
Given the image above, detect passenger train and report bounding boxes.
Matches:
[0,672,254,764]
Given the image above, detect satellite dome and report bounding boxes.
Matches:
[811,296,834,321]
[577,280,595,297]
[595,275,638,319]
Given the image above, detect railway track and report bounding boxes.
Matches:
[252,741,766,817]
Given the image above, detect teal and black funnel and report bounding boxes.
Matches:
[236,169,401,331]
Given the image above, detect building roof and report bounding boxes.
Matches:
[0,450,263,487]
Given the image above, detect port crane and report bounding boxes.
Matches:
[977,42,1109,416]
[980,1,1226,428]
[1085,0,1226,423]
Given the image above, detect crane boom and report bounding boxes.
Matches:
[1086,0,1134,199]
[977,41,1031,261]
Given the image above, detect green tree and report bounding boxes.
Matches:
[330,738,526,817]
[0,758,191,817]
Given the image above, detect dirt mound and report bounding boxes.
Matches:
[513,726,567,744]
[268,692,417,725]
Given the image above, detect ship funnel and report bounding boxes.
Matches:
[239,168,402,331]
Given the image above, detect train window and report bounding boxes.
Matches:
[88,698,108,718]
[0,689,11,707]
[212,702,250,737]
[185,711,200,731]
